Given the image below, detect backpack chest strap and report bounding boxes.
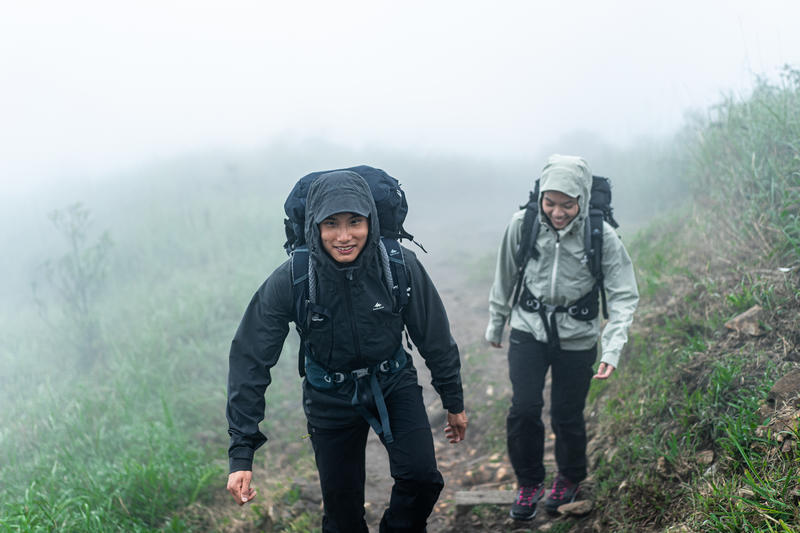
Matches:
[518,285,600,349]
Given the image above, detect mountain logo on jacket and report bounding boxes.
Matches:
[372,302,385,311]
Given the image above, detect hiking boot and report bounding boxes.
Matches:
[544,474,579,514]
[509,482,545,521]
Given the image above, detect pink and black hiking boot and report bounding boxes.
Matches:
[544,474,579,515]
[509,482,545,520]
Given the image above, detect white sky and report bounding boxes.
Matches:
[2,0,799,192]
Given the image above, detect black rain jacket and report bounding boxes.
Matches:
[226,171,464,472]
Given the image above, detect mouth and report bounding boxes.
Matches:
[334,245,357,255]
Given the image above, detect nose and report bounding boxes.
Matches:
[335,226,351,242]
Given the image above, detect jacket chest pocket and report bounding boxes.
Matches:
[305,303,334,362]
[359,305,404,356]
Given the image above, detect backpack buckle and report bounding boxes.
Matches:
[351,367,370,379]
[324,372,346,384]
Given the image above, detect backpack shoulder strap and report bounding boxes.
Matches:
[290,245,310,377]
[381,237,410,313]
[512,181,541,306]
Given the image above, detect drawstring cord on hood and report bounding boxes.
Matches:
[378,240,394,295]
[307,240,394,306]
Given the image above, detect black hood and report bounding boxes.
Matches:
[304,170,381,270]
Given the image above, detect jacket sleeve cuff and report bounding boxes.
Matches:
[228,445,255,473]
[600,349,621,369]
[229,457,253,473]
[435,381,465,414]
[485,322,503,345]
[485,316,506,344]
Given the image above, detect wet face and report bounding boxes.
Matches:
[541,190,580,230]
[319,212,369,263]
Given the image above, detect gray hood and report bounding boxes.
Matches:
[538,154,592,231]
[304,170,380,268]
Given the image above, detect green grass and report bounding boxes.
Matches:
[0,176,299,531]
[586,66,800,532]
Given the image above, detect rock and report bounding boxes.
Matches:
[696,450,714,465]
[724,305,767,336]
[765,370,800,411]
[782,439,796,453]
[656,456,670,477]
[299,482,322,505]
[558,499,593,516]
[495,466,511,482]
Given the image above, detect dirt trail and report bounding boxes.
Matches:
[208,249,565,533]
[361,253,559,532]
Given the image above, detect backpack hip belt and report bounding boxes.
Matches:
[519,284,599,350]
[304,347,407,444]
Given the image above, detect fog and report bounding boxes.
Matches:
[2,0,799,193]
[2,0,799,316]
[2,3,800,528]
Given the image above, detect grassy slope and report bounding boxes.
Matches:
[584,68,800,532]
[0,167,294,531]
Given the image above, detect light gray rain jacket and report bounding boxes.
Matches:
[485,155,639,368]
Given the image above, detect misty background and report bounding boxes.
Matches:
[3,0,799,306]
[1,1,799,529]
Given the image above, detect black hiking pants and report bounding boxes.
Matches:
[308,383,444,533]
[506,328,597,486]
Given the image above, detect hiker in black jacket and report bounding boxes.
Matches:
[226,170,468,533]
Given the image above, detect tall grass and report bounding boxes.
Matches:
[687,66,800,263]
[588,67,800,531]
[0,172,295,531]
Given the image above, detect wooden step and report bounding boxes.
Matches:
[454,490,513,519]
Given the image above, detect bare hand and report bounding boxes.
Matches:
[593,362,615,380]
[227,470,257,505]
[489,342,502,349]
[445,411,468,443]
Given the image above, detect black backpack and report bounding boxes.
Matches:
[283,165,416,254]
[512,175,619,319]
[282,165,414,377]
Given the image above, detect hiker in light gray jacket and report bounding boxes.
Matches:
[486,154,638,520]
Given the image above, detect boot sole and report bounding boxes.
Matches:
[509,508,537,521]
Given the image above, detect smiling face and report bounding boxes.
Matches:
[319,212,369,263]
[541,190,580,229]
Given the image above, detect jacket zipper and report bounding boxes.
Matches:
[344,269,363,367]
[550,232,561,301]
